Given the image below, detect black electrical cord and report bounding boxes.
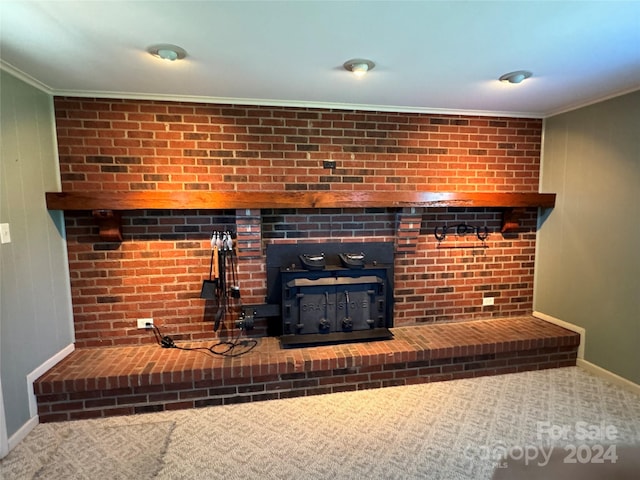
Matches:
[150,324,257,357]
[207,327,258,358]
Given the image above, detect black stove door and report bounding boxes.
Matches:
[282,276,385,335]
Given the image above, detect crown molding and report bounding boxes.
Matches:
[49,88,544,119]
[544,85,640,118]
[3,60,637,119]
[0,60,53,94]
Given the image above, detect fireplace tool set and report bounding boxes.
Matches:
[146,230,256,358]
[200,231,242,332]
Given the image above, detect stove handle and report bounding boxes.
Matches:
[342,290,353,332]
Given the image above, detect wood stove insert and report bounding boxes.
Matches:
[266,242,394,348]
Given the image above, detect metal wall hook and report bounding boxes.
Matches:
[434,223,489,243]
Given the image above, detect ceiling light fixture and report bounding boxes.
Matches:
[499,70,532,84]
[343,58,375,77]
[147,44,187,62]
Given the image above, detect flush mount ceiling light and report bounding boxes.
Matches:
[147,44,187,61]
[343,58,375,77]
[499,70,532,84]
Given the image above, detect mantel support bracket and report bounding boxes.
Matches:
[92,210,123,242]
[501,207,526,233]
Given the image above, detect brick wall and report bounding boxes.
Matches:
[54,98,543,348]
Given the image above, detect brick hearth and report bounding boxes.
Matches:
[35,316,579,422]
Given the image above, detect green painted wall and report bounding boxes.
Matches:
[0,70,74,438]
[535,90,640,383]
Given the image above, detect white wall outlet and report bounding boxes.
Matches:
[0,223,11,244]
[482,296,495,306]
[137,318,153,329]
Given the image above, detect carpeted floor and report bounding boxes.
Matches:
[2,366,639,479]
[1,420,174,480]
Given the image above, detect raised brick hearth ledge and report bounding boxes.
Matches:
[35,316,579,422]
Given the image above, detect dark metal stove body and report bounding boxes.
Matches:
[266,242,394,347]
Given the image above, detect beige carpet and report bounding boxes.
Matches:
[2,421,174,480]
[2,367,639,479]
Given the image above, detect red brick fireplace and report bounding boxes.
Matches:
[53,98,544,348]
[33,98,578,422]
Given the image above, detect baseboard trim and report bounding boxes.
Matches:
[533,311,585,359]
[0,377,7,459]
[577,358,640,395]
[7,416,39,453]
[26,343,75,418]
[4,343,77,455]
[533,312,639,393]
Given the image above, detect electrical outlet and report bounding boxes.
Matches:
[482,297,495,306]
[137,318,153,329]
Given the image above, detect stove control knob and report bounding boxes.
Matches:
[342,318,353,332]
[319,319,331,333]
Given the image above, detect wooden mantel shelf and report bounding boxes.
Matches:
[45,191,556,241]
[46,191,556,211]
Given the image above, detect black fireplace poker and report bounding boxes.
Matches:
[200,230,245,332]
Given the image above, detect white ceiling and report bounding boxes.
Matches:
[1,1,639,118]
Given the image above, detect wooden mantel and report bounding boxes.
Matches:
[45,191,556,241]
